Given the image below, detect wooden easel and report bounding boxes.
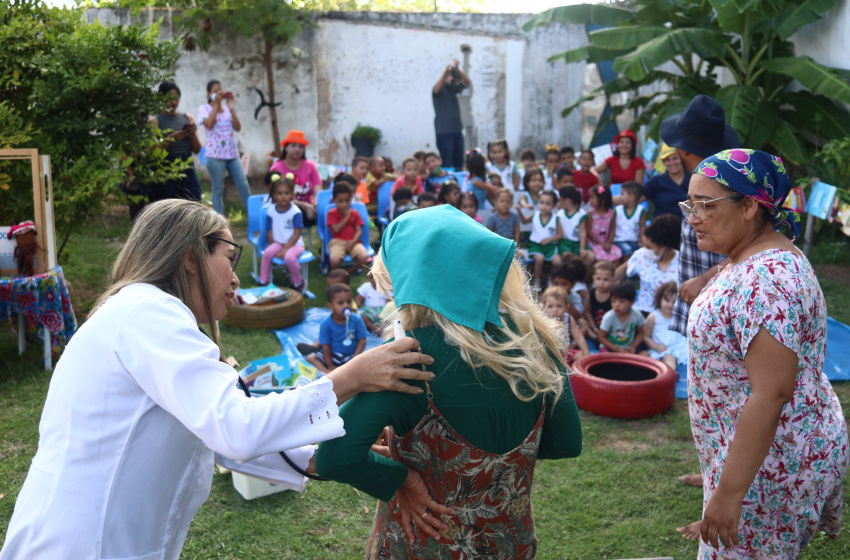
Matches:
[1,149,58,369]
[0,149,57,275]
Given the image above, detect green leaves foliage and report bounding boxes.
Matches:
[527,0,850,164]
[522,4,634,32]
[762,56,850,104]
[0,2,181,254]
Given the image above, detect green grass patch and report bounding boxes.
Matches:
[2,206,850,558]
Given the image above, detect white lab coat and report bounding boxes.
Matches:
[0,284,345,560]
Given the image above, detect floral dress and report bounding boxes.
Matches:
[687,249,848,559]
[626,247,680,313]
[587,208,622,261]
[366,392,546,560]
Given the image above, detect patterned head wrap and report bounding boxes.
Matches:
[695,149,801,241]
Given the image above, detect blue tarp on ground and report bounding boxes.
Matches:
[272,307,383,365]
[271,309,850,400]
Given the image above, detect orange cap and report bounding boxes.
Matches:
[281,129,308,147]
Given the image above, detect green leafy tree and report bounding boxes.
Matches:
[524,0,850,164]
[0,0,182,256]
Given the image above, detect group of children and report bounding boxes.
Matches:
[260,138,684,373]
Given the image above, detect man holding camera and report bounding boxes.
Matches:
[432,58,471,171]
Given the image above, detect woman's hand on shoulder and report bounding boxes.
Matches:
[325,338,435,403]
[396,468,454,543]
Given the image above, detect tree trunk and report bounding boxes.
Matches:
[264,40,282,159]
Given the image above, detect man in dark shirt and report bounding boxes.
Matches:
[432,58,471,171]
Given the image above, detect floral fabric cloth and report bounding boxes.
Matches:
[366,395,545,559]
[197,103,239,160]
[688,249,848,559]
[587,209,622,261]
[625,247,680,313]
[0,266,77,366]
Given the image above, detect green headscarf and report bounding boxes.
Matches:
[380,205,517,332]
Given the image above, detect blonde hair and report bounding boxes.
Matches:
[90,199,231,348]
[541,285,569,307]
[371,253,567,404]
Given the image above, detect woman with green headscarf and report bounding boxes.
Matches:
[315,205,582,559]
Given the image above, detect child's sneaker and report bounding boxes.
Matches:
[292,280,307,293]
[532,279,541,292]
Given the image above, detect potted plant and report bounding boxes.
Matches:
[351,124,382,157]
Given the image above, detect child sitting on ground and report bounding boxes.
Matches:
[386,187,415,223]
[527,190,562,291]
[583,260,614,343]
[572,149,600,204]
[642,281,687,371]
[300,269,357,355]
[417,192,438,209]
[550,260,587,323]
[541,286,590,365]
[486,188,521,243]
[613,180,646,259]
[587,185,622,262]
[437,181,461,208]
[423,152,457,193]
[306,283,368,373]
[327,181,370,274]
[392,157,425,198]
[459,192,482,223]
[599,281,645,354]
[557,186,595,269]
[350,156,371,205]
[356,271,390,335]
[259,173,306,292]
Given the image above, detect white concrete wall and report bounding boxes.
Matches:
[85,8,587,176]
[792,0,850,71]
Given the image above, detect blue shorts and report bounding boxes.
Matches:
[614,240,640,257]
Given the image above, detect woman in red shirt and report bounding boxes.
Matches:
[593,129,645,186]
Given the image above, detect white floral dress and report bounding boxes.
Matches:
[626,247,680,313]
[688,249,848,559]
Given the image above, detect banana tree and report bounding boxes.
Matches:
[523,0,850,164]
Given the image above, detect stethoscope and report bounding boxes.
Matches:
[235,375,329,481]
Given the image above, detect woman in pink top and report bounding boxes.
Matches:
[269,130,322,226]
[198,80,253,214]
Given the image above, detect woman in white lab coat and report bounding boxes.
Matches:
[0,199,435,560]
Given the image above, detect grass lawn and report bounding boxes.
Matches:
[2,203,850,559]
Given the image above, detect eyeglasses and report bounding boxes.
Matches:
[679,195,735,221]
[208,235,242,271]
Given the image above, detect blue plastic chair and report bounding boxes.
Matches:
[315,189,334,260]
[320,202,375,273]
[247,194,270,281]
[609,183,622,196]
[254,206,316,298]
[375,181,393,229]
